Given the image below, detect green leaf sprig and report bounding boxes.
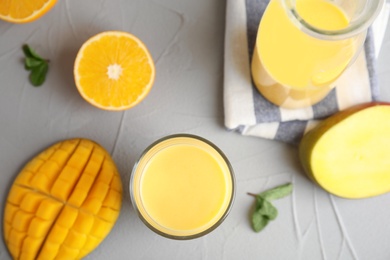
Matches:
[248,183,293,232]
[23,44,49,87]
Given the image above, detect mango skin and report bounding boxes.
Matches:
[3,138,123,260]
[299,102,390,199]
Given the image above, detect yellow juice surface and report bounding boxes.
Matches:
[256,0,354,90]
[132,136,234,238]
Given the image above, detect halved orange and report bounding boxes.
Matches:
[74,31,155,111]
[0,0,57,23]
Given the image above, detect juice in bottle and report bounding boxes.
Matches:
[130,134,235,239]
[251,0,357,108]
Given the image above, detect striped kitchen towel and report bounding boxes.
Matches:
[224,0,390,144]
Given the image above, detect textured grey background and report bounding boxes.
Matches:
[1,0,390,259]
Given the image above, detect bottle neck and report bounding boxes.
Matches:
[281,0,385,41]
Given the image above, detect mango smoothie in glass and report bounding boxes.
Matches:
[130,134,235,239]
[251,0,384,109]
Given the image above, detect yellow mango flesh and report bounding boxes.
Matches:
[3,138,122,259]
[299,103,390,198]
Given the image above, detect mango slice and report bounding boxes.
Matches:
[299,102,390,199]
[3,138,123,259]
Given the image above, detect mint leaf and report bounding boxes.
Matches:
[260,183,293,201]
[249,183,293,233]
[25,57,43,70]
[23,44,44,60]
[29,63,49,87]
[251,197,277,231]
[258,199,278,220]
[252,211,269,232]
[23,45,49,86]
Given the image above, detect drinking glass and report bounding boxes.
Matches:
[130,134,235,239]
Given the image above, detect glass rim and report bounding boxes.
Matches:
[129,133,236,240]
[281,0,385,40]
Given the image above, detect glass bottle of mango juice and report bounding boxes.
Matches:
[251,0,384,109]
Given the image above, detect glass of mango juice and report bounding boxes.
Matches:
[251,0,384,109]
[130,134,235,239]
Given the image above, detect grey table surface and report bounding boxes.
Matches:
[1,0,390,259]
